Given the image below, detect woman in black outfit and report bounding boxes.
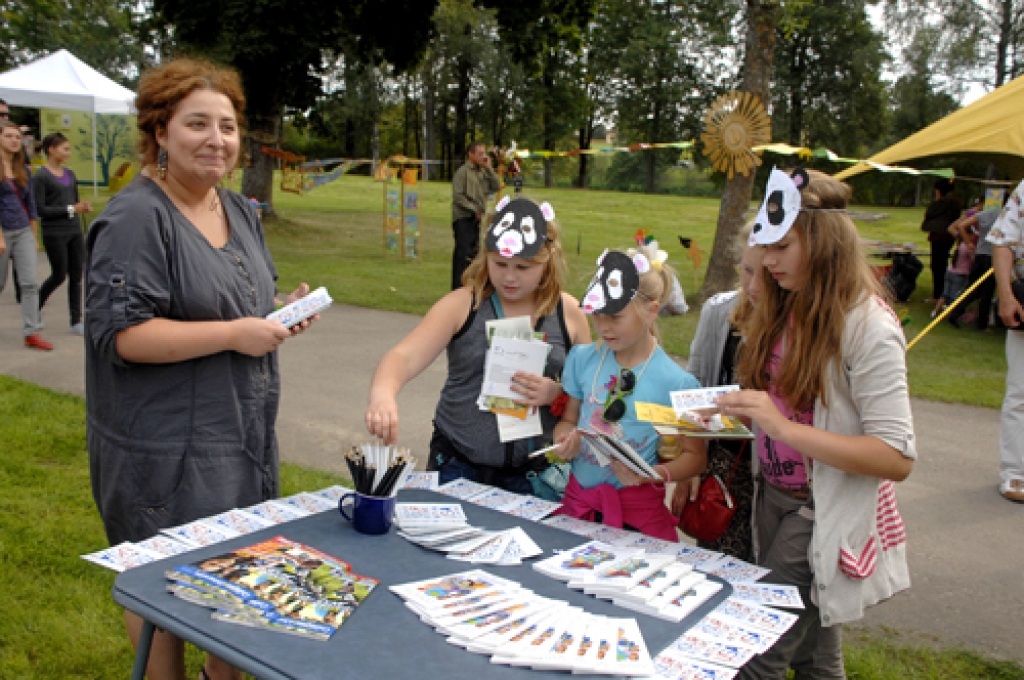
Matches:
[33,132,91,333]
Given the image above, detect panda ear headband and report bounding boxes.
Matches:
[485,196,555,259]
[748,167,845,247]
[581,249,651,315]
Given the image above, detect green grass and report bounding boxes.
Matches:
[1,375,1020,679]
[0,375,346,680]
[240,175,1006,409]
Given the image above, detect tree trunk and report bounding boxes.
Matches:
[454,52,471,168]
[241,115,278,215]
[577,109,594,189]
[698,0,777,302]
[422,81,434,180]
[995,0,1012,87]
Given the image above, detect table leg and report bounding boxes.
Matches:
[130,619,155,680]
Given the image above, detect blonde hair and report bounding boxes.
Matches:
[737,169,884,410]
[462,198,567,318]
[729,223,756,330]
[629,242,676,342]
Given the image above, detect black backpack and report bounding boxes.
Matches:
[885,254,924,303]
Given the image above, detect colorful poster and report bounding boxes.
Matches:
[387,190,400,212]
[40,108,138,187]
[985,187,1007,212]
[404,191,419,211]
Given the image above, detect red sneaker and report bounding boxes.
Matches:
[24,334,54,351]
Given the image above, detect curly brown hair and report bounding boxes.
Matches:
[135,57,246,165]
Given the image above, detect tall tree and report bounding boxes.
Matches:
[885,0,1024,93]
[889,27,959,144]
[0,0,141,82]
[487,0,595,187]
[699,0,778,301]
[153,0,436,210]
[771,0,889,158]
[592,0,734,194]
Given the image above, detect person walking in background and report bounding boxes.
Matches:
[986,178,1024,503]
[920,178,962,302]
[946,196,1007,330]
[0,99,22,304]
[34,132,91,334]
[0,120,51,350]
[450,142,500,290]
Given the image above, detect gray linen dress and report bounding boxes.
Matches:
[85,177,280,545]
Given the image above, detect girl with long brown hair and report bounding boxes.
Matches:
[0,120,51,349]
[717,169,915,679]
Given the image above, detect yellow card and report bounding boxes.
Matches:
[635,402,688,426]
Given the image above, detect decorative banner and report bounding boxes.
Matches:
[701,91,771,179]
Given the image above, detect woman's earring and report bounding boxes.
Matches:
[157,147,168,180]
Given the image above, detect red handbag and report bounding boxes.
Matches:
[679,442,747,543]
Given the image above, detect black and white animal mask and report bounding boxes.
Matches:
[749,167,810,246]
[485,197,554,259]
[581,249,650,315]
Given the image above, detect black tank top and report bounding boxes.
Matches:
[433,294,572,468]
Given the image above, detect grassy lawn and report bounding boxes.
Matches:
[253,175,1005,409]
[1,375,1020,679]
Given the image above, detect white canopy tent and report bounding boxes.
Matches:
[0,49,136,195]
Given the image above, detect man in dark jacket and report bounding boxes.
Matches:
[920,178,962,301]
[450,142,500,290]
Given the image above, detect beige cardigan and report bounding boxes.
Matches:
[804,296,916,626]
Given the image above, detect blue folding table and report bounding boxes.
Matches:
[114,489,731,679]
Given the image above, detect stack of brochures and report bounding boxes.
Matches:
[390,569,656,676]
[479,315,551,443]
[643,592,805,679]
[394,502,544,566]
[165,536,378,641]
[533,541,724,623]
[435,478,563,521]
[81,486,350,572]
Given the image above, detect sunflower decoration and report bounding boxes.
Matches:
[701,91,771,180]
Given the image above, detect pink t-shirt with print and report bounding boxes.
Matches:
[757,336,813,491]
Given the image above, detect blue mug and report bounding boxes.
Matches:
[339,492,395,535]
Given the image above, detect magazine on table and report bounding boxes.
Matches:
[165,535,377,640]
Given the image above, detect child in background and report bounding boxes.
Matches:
[553,243,707,541]
[717,168,915,679]
[933,223,977,319]
[365,197,590,493]
[673,235,764,561]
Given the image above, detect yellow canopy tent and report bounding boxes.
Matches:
[836,73,1024,181]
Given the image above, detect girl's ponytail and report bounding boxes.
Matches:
[630,241,676,340]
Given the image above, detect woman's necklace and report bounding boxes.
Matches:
[589,339,658,402]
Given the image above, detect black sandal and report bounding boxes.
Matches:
[200,668,212,680]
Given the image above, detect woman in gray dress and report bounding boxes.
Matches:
[85,58,316,680]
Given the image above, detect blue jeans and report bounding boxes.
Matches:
[435,455,535,495]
